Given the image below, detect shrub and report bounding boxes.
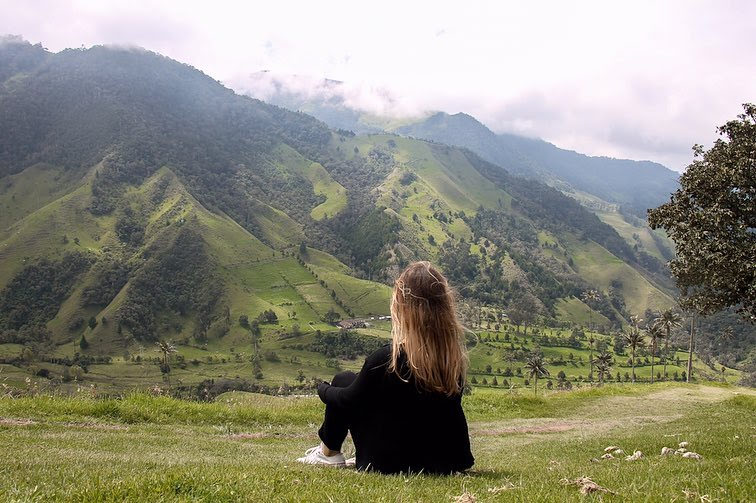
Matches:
[263,351,280,363]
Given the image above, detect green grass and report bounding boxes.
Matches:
[4,318,732,395]
[0,163,90,231]
[273,144,347,220]
[554,297,610,327]
[596,210,674,262]
[0,165,393,365]
[0,384,753,501]
[566,236,676,317]
[386,136,509,213]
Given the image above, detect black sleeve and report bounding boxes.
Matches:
[317,346,389,408]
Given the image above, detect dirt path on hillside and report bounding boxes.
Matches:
[468,385,755,438]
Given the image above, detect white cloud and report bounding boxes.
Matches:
[1,0,754,171]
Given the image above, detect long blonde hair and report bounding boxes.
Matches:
[389,261,467,395]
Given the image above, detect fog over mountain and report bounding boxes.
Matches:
[231,72,681,217]
[2,1,754,172]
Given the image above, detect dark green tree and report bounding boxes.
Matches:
[322,308,341,324]
[250,321,261,355]
[648,104,756,322]
[612,332,626,355]
[508,293,538,334]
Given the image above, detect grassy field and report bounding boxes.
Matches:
[273,144,347,221]
[2,317,739,395]
[554,297,610,328]
[565,236,676,316]
[0,383,753,501]
[595,210,674,262]
[466,327,740,387]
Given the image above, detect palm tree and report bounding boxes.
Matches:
[687,314,697,382]
[647,324,664,384]
[623,317,645,383]
[581,290,601,384]
[653,310,682,380]
[156,340,177,366]
[588,332,596,382]
[581,290,601,381]
[524,354,550,396]
[582,290,601,382]
[594,351,613,385]
[581,289,601,333]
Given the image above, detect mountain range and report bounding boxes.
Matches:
[237,73,680,218]
[0,38,751,378]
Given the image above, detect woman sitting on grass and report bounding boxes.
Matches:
[297,261,474,474]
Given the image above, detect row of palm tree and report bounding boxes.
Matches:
[653,309,683,382]
[623,310,683,383]
[526,349,617,395]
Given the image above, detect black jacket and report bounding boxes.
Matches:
[318,345,474,474]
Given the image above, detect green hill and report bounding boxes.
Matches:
[0,38,750,390]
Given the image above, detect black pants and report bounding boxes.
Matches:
[318,371,359,452]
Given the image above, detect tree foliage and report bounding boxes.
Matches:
[649,104,756,322]
[117,227,222,341]
[0,253,92,330]
[307,330,384,359]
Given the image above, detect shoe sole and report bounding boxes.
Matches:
[296,460,346,467]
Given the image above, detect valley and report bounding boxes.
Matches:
[0,39,752,395]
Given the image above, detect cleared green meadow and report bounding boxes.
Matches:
[2,319,738,396]
[0,384,753,502]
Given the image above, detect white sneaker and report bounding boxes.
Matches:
[345,457,356,468]
[296,445,346,466]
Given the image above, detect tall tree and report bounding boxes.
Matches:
[687,315,696,382]
[653,309,682,380]
[581,289,601,333]
[648,103,756,322]
[594,351,613,385]
[156,340,177,366]
[250,321,261,356]
[508,293,538,334]
[647,324,664,384]
[588,332,596,382]
[624,315,645,382]
[582,290,600,382]
[524,353,549,396]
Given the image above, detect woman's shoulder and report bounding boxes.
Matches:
[365,343,392,367]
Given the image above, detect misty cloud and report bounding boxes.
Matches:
[228,71,425,118]
[1,0,753,172]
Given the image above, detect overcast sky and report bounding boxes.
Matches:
[2,0,754,171]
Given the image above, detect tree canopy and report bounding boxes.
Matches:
[649,104,755,322]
